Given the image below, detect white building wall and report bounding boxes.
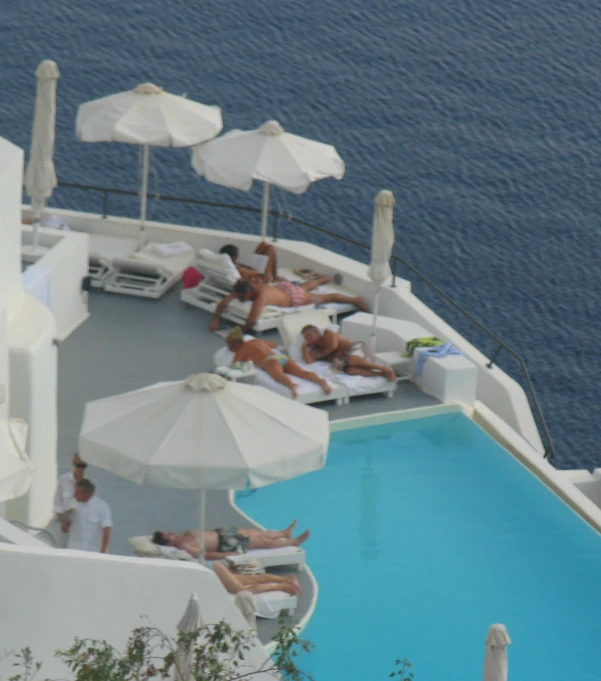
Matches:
[0,545,271,679]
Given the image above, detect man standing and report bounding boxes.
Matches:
[61,479,112,553]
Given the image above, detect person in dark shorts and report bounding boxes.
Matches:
[152,520,310,560]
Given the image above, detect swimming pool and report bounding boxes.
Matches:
[237,412,601,681]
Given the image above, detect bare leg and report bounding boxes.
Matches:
[254,243,280,283]
[213,562,247,594]
[300,275,330,292]
[247,529,310,549]
[304,292,369,312]
[284,359,332,395]
[346,356,396,381]
[242,573,303,594]
[262,359,299,398]
[240,520,297,539]
[213,563,301,596]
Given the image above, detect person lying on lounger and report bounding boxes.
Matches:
[152,520,309,560]
[225,328,332,399]
[301,325,397,382]
[219,242,281,284]
[209,276,368,333]
[213,561,303,595]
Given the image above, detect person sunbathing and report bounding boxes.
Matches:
[152,520,309,560]
[209,276,368,333]
[219,242,280,284]
[213,561,303,596]
[225,328,332,399]
[301,325,396,382]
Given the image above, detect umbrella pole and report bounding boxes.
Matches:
[31,198,44,252]
[369,288,381,355]
[198,488,206,565]
[260,182,270,239]
[139,144,150,246]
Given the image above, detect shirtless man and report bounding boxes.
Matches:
[213,561,303,596]
[209,276,368,333]
[152,520,310,561]
[219,242,280,284]
[226,328,332,398]
[301,325,396,382]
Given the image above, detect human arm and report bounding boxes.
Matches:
[210,293,237,331]
[241,295,266,333]
[302,341,316,363]
[100,527,111,553]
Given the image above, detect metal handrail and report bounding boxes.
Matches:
[52,181,556,459]
[9,520,58,547]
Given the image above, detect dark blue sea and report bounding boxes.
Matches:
[1,0,599,469]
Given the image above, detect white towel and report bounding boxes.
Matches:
[151,241,194,257]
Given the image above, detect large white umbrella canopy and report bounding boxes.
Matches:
[483,623,511,681]
[0,419,33,502]
[79,373,329,561]
[23,60,60,254]
[367,190,396,353]
[191,119,345,238]
[76,83,223,239]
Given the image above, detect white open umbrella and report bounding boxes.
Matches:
[23,60,60,256]
[79,373,329,562]
[0,419,33,502]
[367,190,396,353]
[191,119,345,238]
[483,623,511,681]
[76,83,223,243]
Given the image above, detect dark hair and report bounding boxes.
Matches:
[302,324,319,333]
[152,531,169,545]
[234,279,253,296]
[219,244,239,261]
[75,478,95,494]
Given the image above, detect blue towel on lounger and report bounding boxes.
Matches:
[413,342,464,377]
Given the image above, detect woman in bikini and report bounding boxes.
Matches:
[226,329,332,399]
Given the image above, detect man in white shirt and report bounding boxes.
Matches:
[61,479,112,553]
[54,453,88,517]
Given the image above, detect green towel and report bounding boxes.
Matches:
[403,337,444,357]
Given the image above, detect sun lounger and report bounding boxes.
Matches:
[213,340,347,405]
[229,590,297,619]
[103,242,195,299]
[278,311,398,400]
[182,248,357,332]
[88,234,139,289]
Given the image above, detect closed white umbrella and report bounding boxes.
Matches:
[0,419,33,502]
[76,83,222,243]
[79,373,329,562]
[483,623,511,681]
[174,593,204,681]
[368,190,396,353]
[191,120,345,238]
[23,60,60,256]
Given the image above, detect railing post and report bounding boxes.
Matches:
[272,213,279,242]
[102,190,108,218]
[487,345,502,368]
[391,258,397,288]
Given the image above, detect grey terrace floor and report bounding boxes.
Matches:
[56,286,439,641]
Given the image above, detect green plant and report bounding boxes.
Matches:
[389,658,414,681]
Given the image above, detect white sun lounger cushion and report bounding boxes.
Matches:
[229,591,297,619]
[197,248,241,285]
[150,241,194,257]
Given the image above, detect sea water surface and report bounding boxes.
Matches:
[1,0,600,469]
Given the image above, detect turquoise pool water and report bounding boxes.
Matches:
[237,413,601,681]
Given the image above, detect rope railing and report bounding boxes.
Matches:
[52,181,556,459]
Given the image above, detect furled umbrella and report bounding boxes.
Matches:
[367,190,396,353]
[483,623,511,681]
[79,373,329,563]
[0,419,33,502]
[173,593,204,681]
[23,60,60,257]
[76,83,223,244]
[191,120,345,238]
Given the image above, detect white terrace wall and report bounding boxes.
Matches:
[0,544,272,679]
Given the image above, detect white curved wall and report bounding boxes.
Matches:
[0,545,271,678]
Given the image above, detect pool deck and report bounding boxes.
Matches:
[56,286,440,644]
